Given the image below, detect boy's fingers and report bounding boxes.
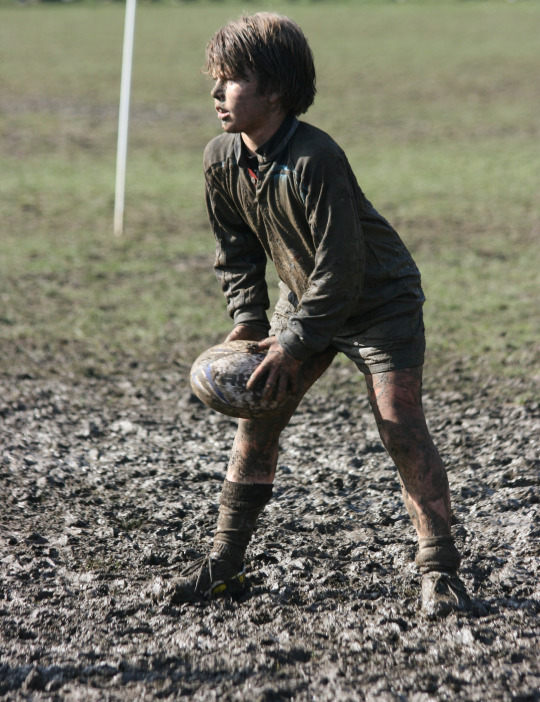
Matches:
[246,358,269,390]
[252,337,273,352]
[247,342,301,402]
[275,373,289,404]
[263,369,279,401]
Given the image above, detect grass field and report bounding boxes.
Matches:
[1,0,539,399]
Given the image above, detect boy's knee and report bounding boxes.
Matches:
[238,412,292,440]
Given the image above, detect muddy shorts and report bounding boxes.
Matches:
[269,282,426,375]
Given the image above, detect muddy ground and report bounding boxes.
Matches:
[0,355,538,701]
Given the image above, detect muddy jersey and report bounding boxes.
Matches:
[204,115,425,362]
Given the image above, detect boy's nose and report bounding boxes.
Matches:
[211,80,225,100]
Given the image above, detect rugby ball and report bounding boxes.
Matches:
[190,340,298,419]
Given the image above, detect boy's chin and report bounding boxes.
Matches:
[221,122,240,133]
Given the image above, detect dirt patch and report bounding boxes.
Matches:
[0,358,538,700]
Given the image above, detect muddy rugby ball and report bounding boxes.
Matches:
[190,340,298,419]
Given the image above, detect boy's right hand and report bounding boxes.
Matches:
[225,324,267,343]
[246,337,302,405]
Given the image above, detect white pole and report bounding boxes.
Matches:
[114,0,137,236]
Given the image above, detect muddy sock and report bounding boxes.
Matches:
[212,479,273,570]
[415,535,461,574]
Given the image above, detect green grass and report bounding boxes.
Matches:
[0,1,538,398]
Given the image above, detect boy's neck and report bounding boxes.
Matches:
[241,111,289,155]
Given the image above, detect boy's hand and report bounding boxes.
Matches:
[247,337,302,405]
[225,324,267,343]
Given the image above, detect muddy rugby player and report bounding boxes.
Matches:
[166,12,469,616]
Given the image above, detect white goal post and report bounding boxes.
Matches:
[114,0,137,236]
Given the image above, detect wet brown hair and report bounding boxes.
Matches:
[203,12,316,116]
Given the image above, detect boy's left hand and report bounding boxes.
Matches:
[247,337,303,405]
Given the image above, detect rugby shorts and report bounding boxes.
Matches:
[269,282,426,374]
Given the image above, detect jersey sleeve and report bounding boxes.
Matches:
[278,148,366,361]
[205,172,270,333]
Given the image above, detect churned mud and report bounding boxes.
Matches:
[0,360,538,701]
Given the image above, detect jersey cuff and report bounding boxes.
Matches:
[277,329,314,362]
[233,306,270,332]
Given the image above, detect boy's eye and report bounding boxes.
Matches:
[216,72,244,84]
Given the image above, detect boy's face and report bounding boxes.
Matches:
[210,74,284,149]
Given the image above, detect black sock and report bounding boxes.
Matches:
[212,479,273,569]
[415,535,461,574]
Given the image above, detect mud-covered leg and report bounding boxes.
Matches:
[158,348,337,604]
[226,347,337,484]
[213,347,337,569]
[365,367,469,616]
[365,367,451,538]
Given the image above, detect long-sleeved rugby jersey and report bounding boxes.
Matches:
[203,115,424,362]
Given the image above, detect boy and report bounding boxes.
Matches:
[169,13,468,616]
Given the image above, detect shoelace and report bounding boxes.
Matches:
[429,572,470,603]
[195,555,215,593]
[179,554,221,593]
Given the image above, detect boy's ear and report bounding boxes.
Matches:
[267,90,284,110]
